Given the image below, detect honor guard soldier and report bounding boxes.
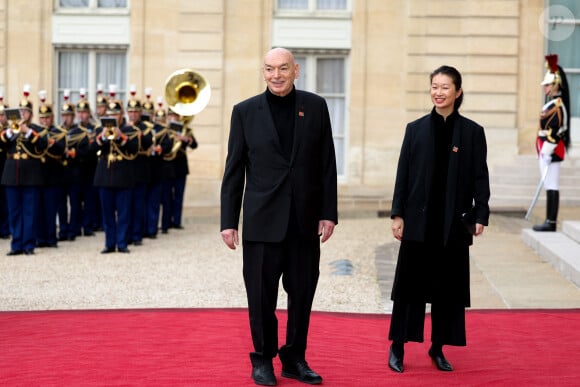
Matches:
[71,88,99,236]
[0,94,11,238]
[52,90,75,243]
[93,84,108,231]
[126,85,154,246]
[145,99,174,239]
[141,87,154,122]
[36,91,68,248]
[95,83,108,125]
[0,85,49,255]
[532,55,571,232]
[165,107,198,231]
[93,94,139,253]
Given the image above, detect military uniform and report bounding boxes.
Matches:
[93,99,139,253]
[0,89,49,255]
[0,98,11,238]
[70,93,98,237]
[36,99,68,248]
[126,96,153,245]
[92,87,108,231]
[166,109,198,231]
[146,106,174,238]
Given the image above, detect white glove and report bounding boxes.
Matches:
[540,141,557,159]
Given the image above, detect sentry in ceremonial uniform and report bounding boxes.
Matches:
[532,54,571,232]
[0,86,49,255]
[93,98,139,253]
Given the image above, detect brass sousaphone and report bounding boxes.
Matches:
[164,69,210,158]
[164,68,211,120]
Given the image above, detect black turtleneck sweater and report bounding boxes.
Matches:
[427,108,457,244]
[266,87,295,160]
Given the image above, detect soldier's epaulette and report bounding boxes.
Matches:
[36,127,49,137]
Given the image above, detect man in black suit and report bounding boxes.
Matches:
[220,47,338,386]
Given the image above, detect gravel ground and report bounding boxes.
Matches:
[3,207,579,313]
[0,210,387,314]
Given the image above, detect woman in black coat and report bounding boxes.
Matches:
[387,65,490,373]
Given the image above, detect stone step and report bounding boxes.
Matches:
[521,221,580,287]
[562,221,580,244]
[490,155,580,210]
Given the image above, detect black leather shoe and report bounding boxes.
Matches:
[172,224,184,230]
[133,240,142,246]
[24,249,35,255]
[117,247,130,253]
[84,231,95,236]
[7,250,23,256]
[100,247,115,254]
[251,364,277,386]
[428,348,453,371]
[388,346,404,373]
[145,234,157,239]
[281,360,322,385]
[161,229,168,234]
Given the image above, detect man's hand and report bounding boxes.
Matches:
[221,228,239,250]
[318,220,335,243]
[391,216,404,241]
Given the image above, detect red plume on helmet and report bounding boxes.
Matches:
[545,54,559,73]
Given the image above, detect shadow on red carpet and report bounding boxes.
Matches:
[1,308,579,386]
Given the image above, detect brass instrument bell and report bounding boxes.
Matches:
[164,69,211,118]
[5,108,23,134]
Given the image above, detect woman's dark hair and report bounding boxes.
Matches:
[557,65,571,150]
[430,65,463,110]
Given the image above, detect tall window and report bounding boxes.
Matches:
[277,0,347,11]
[545,0,579,120]
[56,49,127,122]
[295,55,347,177]
[58,0,127,8]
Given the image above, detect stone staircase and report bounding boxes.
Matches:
[489,154,580,211]
[492,154,580,288]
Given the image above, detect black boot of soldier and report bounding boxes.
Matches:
[533,190,559,232]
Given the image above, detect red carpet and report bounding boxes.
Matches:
[1,308,579,386]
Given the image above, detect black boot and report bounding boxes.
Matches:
[388,341,404,373]
[533,190,559,232]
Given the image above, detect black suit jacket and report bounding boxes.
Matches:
[390,111,490,246]
[221,89,338,242]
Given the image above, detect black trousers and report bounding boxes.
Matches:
[388,301,466,346]
[242,228,320,364]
